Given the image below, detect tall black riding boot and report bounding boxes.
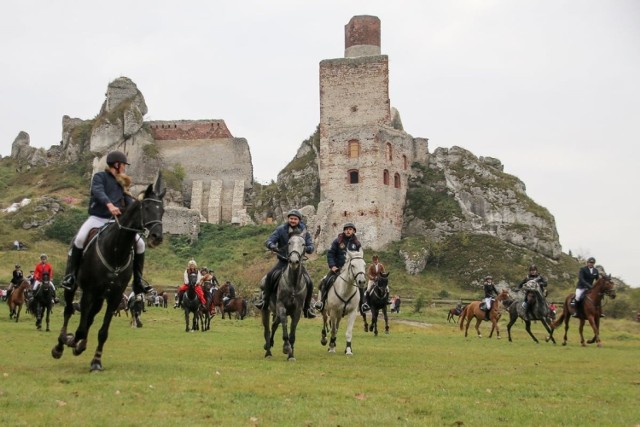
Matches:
[359,287,369,312]
[132,253,152,294]
[572,300,582,318]
[255,275,272,310]
[61,246,83,291]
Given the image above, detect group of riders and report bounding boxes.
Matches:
[5,254,59,311]
[5,150,600,324]
[174,260,237,313]
[480,257,600,320]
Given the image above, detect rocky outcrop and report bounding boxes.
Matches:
[403,146,562,260]
[10,131,57,167]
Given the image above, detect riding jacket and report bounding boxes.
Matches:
[483,282,498,298]
[34,262,53,282]
[11,269,23,285]
[327,233,362,270]
[265,221,314,262]
[577,266,599,289]
[88,171,134,219]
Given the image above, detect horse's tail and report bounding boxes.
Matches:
[459,305,468,330]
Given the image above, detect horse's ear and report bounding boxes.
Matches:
[144,184,154,198]
[153,172,166,199]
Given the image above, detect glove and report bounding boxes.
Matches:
[268,243,277,251]
[305,246,313,254]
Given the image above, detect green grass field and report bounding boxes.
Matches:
[0,303,638,426]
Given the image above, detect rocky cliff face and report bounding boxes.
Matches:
[403,146,561,260]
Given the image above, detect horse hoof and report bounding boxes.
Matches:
[497,336,501,340]
[320,338,327,346]
[288,357,296,362]
[374,331,378,337]
[51,347,63,359]
[264,351,272,358]
[90,363,104,372]
[345,349,353,356]
[364,325,368,332]
[328,348,336,353]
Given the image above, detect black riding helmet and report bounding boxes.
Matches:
[343,222,356,232]
[106,150,130,166]
[287,209,302,220]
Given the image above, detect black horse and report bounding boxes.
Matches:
[506,280,556,344]
[362,272,390,336]
[32,273,54,331]
[183,273,204,332]
[51,176,165,371]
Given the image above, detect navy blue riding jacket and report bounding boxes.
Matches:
[327,233,362,269]
[88,171,134,218]
[265,222,314,266]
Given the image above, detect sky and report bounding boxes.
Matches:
[1,1,639,287]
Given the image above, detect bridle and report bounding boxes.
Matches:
[338,254,367,289]
[113,197,163,238]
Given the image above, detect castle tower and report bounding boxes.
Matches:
[317,16,416,252]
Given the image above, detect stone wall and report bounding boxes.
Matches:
[162,206,200,241]
[148,120,232,140]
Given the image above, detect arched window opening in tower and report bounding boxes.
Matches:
[394,173,401,189]
[383,169,390,185]
[403,154,408,170]
[348,140,360,158]
[348,170,359,184]
[386,142,393,161]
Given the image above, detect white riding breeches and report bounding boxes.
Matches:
[484,297,492,310]
[33,280,56,292]
[575,288,586,301]
[73,215,145,254]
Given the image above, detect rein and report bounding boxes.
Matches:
[113,198,163,238]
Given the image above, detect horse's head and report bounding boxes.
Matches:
[344,249,367,288]
[377,272,390,288]
[497,288,510,301]
[188,273,198,287]
[287,233,306,270]
[139,173,166,248]
[597,274,616,299]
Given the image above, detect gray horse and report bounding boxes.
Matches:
[506,280,556,344]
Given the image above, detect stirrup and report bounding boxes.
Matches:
[305,308,317,319]
[314,301,324,311]
[254,299,264,309]
[361,303,370,312]
[60,275,75,291]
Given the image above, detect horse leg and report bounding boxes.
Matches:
[287,313,301,361]
[45,306,51,332]
[540,319,556,344]
[277,306,292,358]
[261,309,273,357]
[74,297,104,357]
[184,309,190,332]
[586,316,601,347]
[524,321,539,344]
[36,305,42,329]
[344,311,357,355]
[320,314,328,346]
[52,289,77,359]
[361,311,369,333]
[89,297,119,372]
[507,313,517,342]
[578,319,586,347]
[474,317,482,338]
[383,307,389,334]
[328,317,338,353]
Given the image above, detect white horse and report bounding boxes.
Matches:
[320,249,367,355]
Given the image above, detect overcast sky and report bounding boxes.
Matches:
[1,1,639,287]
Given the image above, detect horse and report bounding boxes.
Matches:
[32,276,55,331]
[459,289,510,338]
[261,232,309,360]
[548,275,616,347]
[114,294,129,317]
[320,249,368,355]
[213,283,248,320]
[182,272,204,332]
[8,278,30,322]
[506,281,556,344]
[361,272,390,336]
[447,304,465,323]
[51,176,165,372]
[128,293,144,328]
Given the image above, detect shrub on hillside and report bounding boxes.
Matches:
[45,208,86,243]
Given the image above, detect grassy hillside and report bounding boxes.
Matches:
[1,156,638,319]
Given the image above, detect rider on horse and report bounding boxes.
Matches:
[177,260,207,307]
[254,209,316,319]
[481,275,498,320]
[361,254,386,312]
[60,150,152,295]
[6,264,24,300]
[518,264,548,315]
[571,257,599,317]
[32,254,56,298]
[222,281,236,306]
[314,222,362,312]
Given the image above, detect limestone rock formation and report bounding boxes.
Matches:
[403,146,562,260]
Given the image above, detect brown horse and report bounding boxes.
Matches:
[213,283,247,320]
[548,275,616,347]
[8,279,30,322]
[459,289,510,338]
[447,304,465,323]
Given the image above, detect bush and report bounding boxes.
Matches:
[413,294,425,313]
[44,208,86,243]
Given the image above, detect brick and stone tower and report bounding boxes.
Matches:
[316,16,421,252]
